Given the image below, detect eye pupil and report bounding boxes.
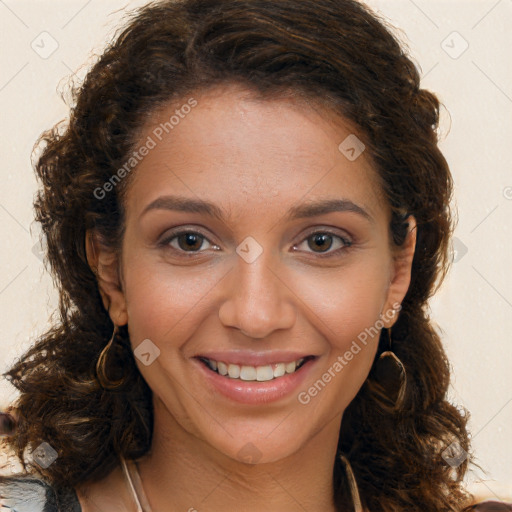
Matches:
[178,233,203,251]
[309,234,333,252]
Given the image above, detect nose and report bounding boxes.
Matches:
[218,253,296,339]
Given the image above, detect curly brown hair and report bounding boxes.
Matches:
[1,0,473,510]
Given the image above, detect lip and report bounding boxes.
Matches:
[194,350,314,366]
[192,355,318,405]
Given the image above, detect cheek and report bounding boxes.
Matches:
[122,256,225,347]
[290,261,388,402]
[292,261,390,347]
[288,267,388,420]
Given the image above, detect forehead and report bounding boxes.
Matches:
[123,84,389,225]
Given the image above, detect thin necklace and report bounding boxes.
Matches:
[121,457,153,512]
[120,454,363,512]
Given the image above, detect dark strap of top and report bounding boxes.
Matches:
[470,503,512,511]
[53,482,82,512]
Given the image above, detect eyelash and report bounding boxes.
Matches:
[158,228,353,258]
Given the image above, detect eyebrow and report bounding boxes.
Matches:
[140,195,373,223]
[286,198,372,223]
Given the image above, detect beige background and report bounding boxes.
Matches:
[0,0,511,499]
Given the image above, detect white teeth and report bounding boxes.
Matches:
[273,363,285,378]
[228,364,240,378]
[217,361,228,376]
[240,366,257,380]
[256,365,274,381]
[285,361,296,374]
[203,357,308,381]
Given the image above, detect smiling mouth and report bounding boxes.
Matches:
[197,356,315,382]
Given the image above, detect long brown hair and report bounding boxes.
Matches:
[1,1,472,510]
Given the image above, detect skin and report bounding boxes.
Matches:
[81,83,416,512]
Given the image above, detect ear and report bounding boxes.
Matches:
[85,229,128,326]
[381,215,417,328]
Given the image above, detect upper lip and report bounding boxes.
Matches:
[194,351,316,367]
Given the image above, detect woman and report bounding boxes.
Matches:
[0,0,486,510]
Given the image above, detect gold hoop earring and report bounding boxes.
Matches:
[339,454,363,512]
[366,327,407,412]
[96,325,126,390]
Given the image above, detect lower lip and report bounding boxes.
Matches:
[193,357,317,405]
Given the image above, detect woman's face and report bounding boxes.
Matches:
[95,84,415,464]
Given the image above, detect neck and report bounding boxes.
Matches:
[136,396,342,512]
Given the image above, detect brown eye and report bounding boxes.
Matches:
[294,230,352,257]
[308,233,334,253]
[160,229,218,255]
[176,232,205,252]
